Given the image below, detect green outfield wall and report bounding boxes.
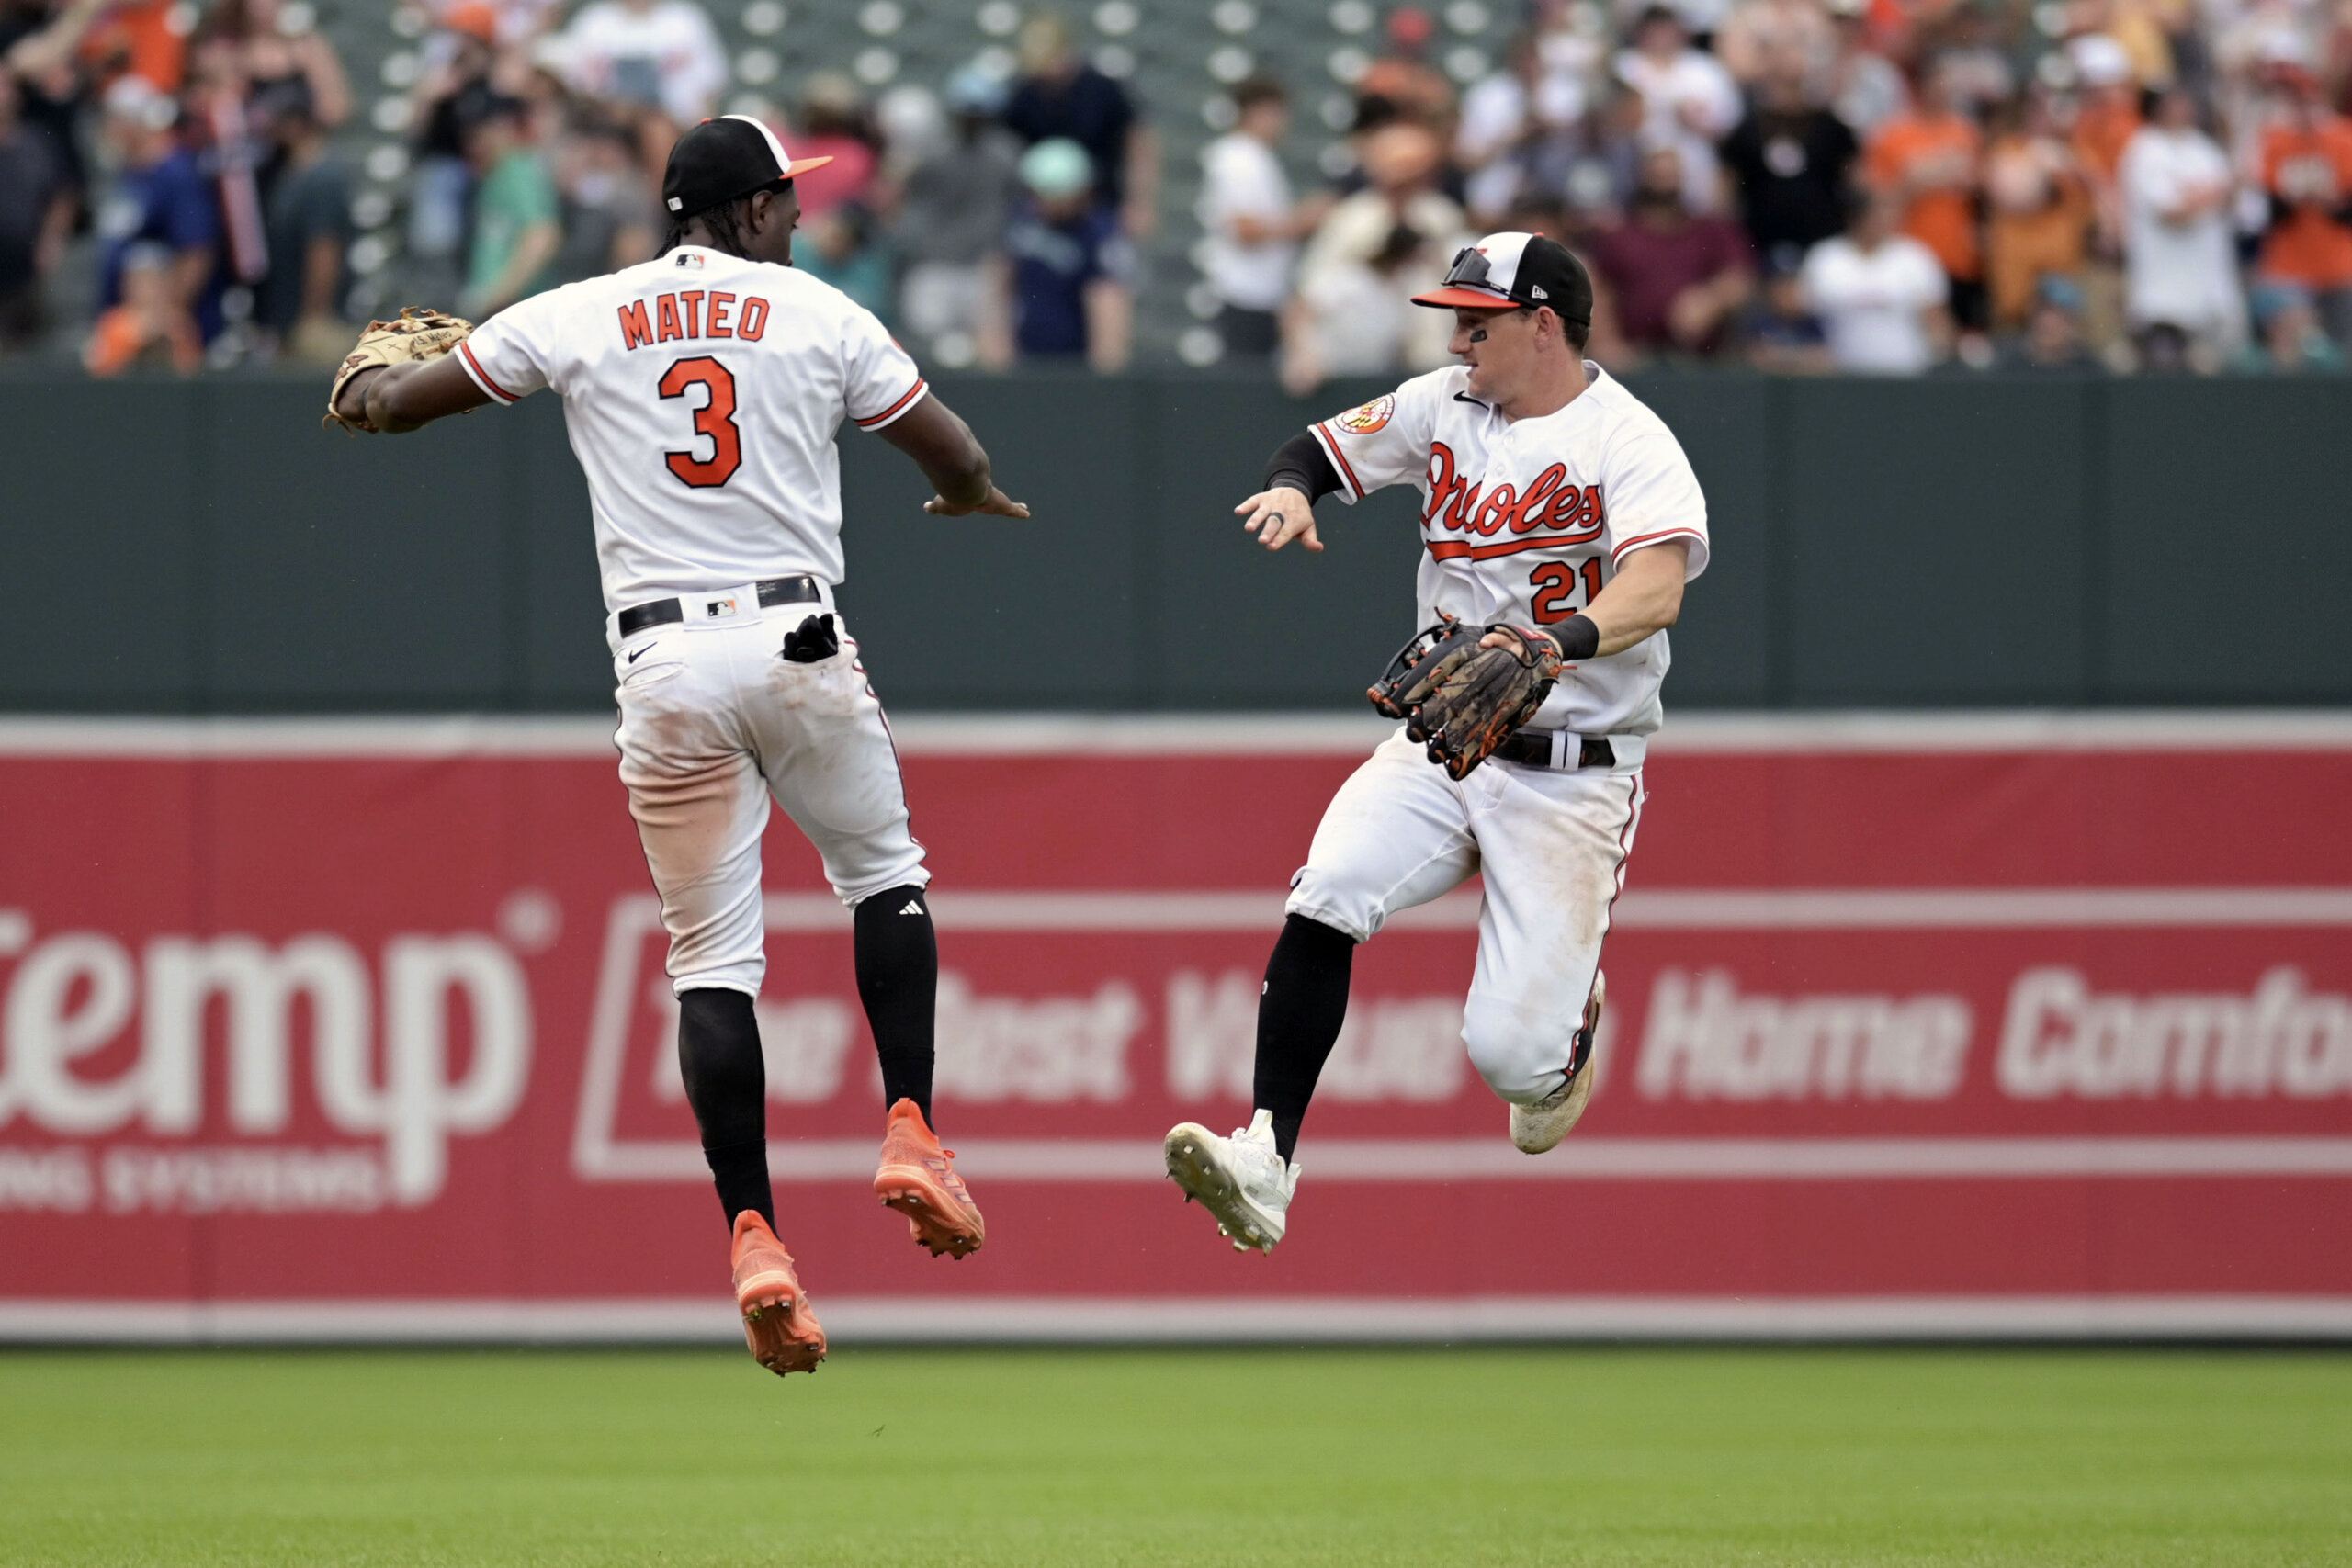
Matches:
[1,371,2345,712]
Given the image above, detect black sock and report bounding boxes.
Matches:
[677,987,772,1231]
[855,882,937,1129]
[1252,914,1356,1162]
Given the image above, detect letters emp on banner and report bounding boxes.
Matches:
[1,716,2350,1339]
[0,928,528,1209]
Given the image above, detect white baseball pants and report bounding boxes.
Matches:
[1285,728,1645,1105]
[611,589,926,997]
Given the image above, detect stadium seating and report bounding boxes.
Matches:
[322,1,1513,360]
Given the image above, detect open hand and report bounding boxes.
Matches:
[1236,485,1321,552]
[926,485,1031,518]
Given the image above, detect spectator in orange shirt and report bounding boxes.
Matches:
[77,0,187,94]
[2255,67,2352,349]
[1983,89,2089,329]
[1866,57,1986,333]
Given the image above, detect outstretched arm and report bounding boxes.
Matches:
[335,354,493,434]
[878,395,1029,517]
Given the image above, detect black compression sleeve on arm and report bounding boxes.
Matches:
[1262,429,1343,502]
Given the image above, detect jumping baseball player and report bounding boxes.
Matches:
[325,117,1028,1372]
[1162,232,1707,1251]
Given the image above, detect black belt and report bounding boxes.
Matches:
[616,576,821,637]
[1494,731,1616,770]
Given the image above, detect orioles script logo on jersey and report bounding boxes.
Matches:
[1333,394,1395,435]
[1420,441,1605,561]
[616,290,771,350]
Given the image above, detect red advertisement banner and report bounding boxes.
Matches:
[3,715,2349,1339]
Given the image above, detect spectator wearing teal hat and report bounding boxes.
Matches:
[2236,281,2348,374]
[984,136,1134,370]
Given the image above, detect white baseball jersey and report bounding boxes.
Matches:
[1311,363,1708,736]
[458,244,929,612]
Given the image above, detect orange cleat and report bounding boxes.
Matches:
[873,1098,986,1258]
[729,1210,826,1376]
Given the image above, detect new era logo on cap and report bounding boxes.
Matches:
[1411,231,1592,326]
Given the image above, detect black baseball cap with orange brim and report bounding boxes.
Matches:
[662,114,835,219]
[1412,231,1593,328]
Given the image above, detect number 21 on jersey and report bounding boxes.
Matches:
[1530,558,1604,622]
[659,355,741,488]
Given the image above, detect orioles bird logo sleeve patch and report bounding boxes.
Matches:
[1334,394,1396,435]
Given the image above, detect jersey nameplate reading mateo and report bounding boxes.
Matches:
[325,115,1032,1377]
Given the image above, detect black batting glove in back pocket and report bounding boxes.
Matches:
[780,613,840,664]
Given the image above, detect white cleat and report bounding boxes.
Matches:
[1510,969,1607,1155]
[1163,1110,1299,1254]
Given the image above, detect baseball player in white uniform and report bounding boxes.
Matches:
[1162,232,1708,1251]
[329,117,1029,1373]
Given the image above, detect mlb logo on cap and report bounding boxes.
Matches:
[1412,231,1593,327]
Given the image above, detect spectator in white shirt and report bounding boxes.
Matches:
[1290,121,1469,380]
[557,0,728,128]
[1614,6,1741,212]
[1616,6,1742,143]
[2118,85,2243,371]
[1800,186,1951,373]
[1456,34,1589,226]
[1283,220,1431,392]
[1197,76,1317,359]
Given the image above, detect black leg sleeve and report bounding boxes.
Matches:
[854,882,937,1129]
[1252,914,1356,1162]
[676,987,772,1231]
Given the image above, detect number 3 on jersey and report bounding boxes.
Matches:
[1530,558,1605,622]
[659,355,741,488]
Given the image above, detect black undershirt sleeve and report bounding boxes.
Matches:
[1261,428,1343,502]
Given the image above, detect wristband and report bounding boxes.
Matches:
[1548,615,1600,661]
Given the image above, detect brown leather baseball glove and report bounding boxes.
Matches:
[1367,616,1566,780]
[322,307,474,434]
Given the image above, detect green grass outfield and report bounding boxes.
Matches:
[3,1348,2348,1567]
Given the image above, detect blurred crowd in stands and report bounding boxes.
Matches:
[2,0,2349,378]
[1221,0,2352,380]
[0,0,356,370]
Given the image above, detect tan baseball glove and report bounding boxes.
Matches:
[1367,616,1566,780]
[322,307,475,434]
